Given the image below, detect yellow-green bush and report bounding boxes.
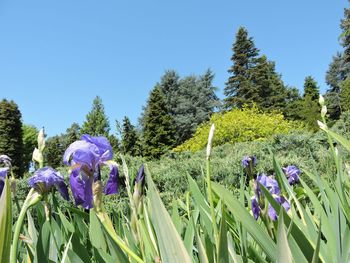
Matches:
[173,106,304,152]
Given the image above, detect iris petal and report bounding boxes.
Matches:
[104,161,119,195]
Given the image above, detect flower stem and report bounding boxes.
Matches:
[10,189,42,263]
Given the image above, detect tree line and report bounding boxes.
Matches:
[1,2,350,176]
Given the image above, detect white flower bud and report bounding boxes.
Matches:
[206,124,215,160]
[32,148,43,164]
[321,105,327,117]
[317,120,327,130]
[319,95,325,106]
[38,128,45,152]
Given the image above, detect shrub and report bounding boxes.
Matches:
[173,106,304,152]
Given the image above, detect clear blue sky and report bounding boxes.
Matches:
[0,0,347,136]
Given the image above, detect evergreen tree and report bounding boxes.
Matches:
[121,116,140,156]
[302,77,320,131]
[108,134,120,155]
[303,76,320,100]
[142,86,175,159]
[250,56,287,111]
[224,26,259,109]
[0,99,24,177]
[341,2,350,67]
[45,136,65,167]
[325,53,347,120]
[283,87,304,120]
[64,122,81,146]
[22,124,38,172]
[81,96,110,137]
[341,76,350,112]
[158,69,219,145]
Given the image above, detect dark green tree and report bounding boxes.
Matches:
[0,99,24,177]
[22,124,38,172]
[142,86,175,159]
[283,87,304,120]
[341,2,350,67]
[121,116,140,156]
[302,76,320,131]
[81,96,110,137]
[64,122,81,147]
[45,136,65,167]
[341,76,350,112]
[224,26,259,109]
[250,55,287,112]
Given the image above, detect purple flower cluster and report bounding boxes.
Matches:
[283,165,300,185]
[0,167,9,196]
[28,167,69,200]
[63,134,119,209]
[251,173,290,221]
[242,156,257,169]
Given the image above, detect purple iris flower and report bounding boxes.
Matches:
[251,196,261,220]
[256,173,280,196]
[242,156,257,168]
[28,167,69,200]
[0,155,12,168]
[267,195,290,221]
[135,164,145,186]
[63,134,119,209]
[0,167,9,196]
[283,165,300,185]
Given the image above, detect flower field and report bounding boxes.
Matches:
[0,101,350,263]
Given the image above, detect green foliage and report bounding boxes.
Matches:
[156,69,219,146]
[224,26,259,109]
[174,106,304,152]
[81,96,110,137]
[341,76,350,112]
[121,116,141,156]
[22,124,38,172]
[0,99,24,177]
[302,76,320,131]
[142,86,176,159]
[45,135,65,167]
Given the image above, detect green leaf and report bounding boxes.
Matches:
[211,182,277,262]
[36,221,51,263]
[311,223,322,263]
[89,209,107,251]
[146,166,192,263]
[58,208,75,234]
[0,178,12,263]
[217,205,228,263]
[277,212,292,263]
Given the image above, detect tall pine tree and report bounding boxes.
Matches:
[142,86,175,159]
[81,96,110,137]
[302,76,320,131]
[0,99,24,177]
[341,76,350,112]
[121,116,140,156]
[224,26,259,109]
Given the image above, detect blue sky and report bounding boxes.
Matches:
[0,0,347,136]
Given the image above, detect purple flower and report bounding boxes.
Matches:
[283,165,300,185]
[0,155,12,168]
[268,195,290,221]
[63,134,118,209]
[251,196,261,220]
[28,167,69,200]
[242,156,257,168]
[135,164,145,186]
[0,167,9,196]
[256,173,280,196]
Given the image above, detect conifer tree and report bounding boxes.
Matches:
[81,96,110,137]
[250,55,287,111]
[142,86,175,159]
[302,76,320,131]
[341,2,350,67]
[224,26,259,109]
[0,99,24,177]
[341,76,350,112]
[45,136,65,167]
[22,124,38,171]
[121,116,140,156]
